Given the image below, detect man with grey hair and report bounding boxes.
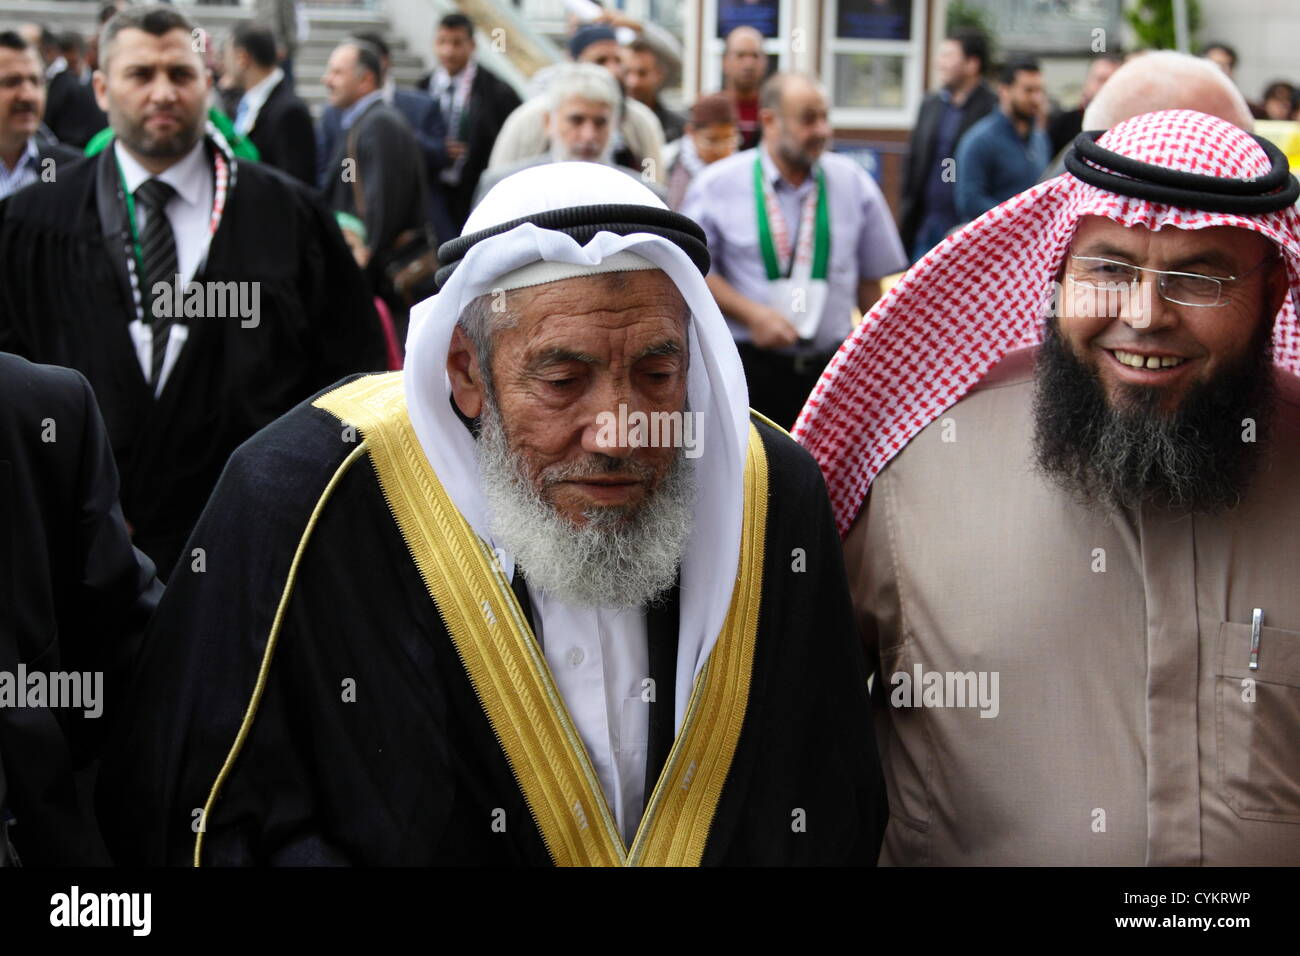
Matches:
[98,161,886,867]
[320,38,432,322]
[682,71,906,430]
[473,63,666,207]
[488,24,666,184]
[0,5,383,579]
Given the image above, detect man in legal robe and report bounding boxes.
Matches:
[0,5,384,579]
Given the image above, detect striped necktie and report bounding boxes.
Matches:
[135,178,179,388]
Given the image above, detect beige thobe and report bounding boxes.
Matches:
[845,347,1300,865]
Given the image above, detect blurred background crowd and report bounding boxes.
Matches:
[1,0,1296,579]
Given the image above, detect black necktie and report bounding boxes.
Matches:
[135,177,178,388]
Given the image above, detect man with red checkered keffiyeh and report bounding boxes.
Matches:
[795,109,1300,865]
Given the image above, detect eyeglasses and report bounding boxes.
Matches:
[696,132,742,149]
[1067,254,1278,308]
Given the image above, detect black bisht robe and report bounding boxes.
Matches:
[97,375,887,865]
[0,142,386,578]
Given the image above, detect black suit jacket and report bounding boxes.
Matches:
[418,63,521,233]
[0,353,161,865]
[14,137,83,196]
[322,100,429,279]
[43,69,106,149]
[35,137,79,166]
[898,82,997,250]
[0,143,386,578]
[318,90,451,239]
[245,75,317,187]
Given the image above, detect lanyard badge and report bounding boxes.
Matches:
[753,156,831,340]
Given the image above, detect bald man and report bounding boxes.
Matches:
[682,72,906,430]
[1041,51,1253,180]
[721,26,767,150]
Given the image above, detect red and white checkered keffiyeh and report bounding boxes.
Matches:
[793,110,1300,537]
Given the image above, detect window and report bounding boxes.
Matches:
[823,0,925,128]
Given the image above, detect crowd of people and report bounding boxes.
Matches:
[1,2,1298,872]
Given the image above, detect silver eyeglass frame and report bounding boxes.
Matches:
[1066,254,1277,308]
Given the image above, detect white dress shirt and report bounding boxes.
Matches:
[114,139,214,391]
[114,138,213,286]
[525,583,651,846]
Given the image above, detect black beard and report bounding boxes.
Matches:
[113,107,205,162]
[1031,316,1276,514]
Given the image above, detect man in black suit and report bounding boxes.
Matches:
[43,31,107,149]
[0,6,384,579]
[419,12,521,234]
[316,32,451,241]
[225,21,315,186]
[0,353,161,865]
[0,31,79,200]
[898,27,997,263]
[320,39,429,324]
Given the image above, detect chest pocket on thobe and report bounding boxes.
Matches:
[1216,620,1300,824]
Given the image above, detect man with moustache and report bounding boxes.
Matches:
[97,162,886,866]
[0,6,383,579]
[682,72,906,430]
[0,31,78,200]
[796,110,1300,865]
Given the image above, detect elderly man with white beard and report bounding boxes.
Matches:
[98,162,886,866]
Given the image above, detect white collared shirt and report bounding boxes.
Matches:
[526,584,651,847]
[429,65,465,115]
[236,66,284,136]
[114,138,214,286]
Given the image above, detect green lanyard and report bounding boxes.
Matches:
[753,155,830,281]
[117,160,145,277]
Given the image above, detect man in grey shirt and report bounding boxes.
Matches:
[681,72,906,429]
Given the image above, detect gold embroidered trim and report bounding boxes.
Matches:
[194,441,370,867]
[313,374,768,866]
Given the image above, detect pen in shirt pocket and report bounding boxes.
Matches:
[1249,607,1262,671]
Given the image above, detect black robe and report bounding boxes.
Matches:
[0,142,386,578]
[97,375,887,865]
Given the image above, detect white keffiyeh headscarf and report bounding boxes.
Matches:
[401,162,752,726]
